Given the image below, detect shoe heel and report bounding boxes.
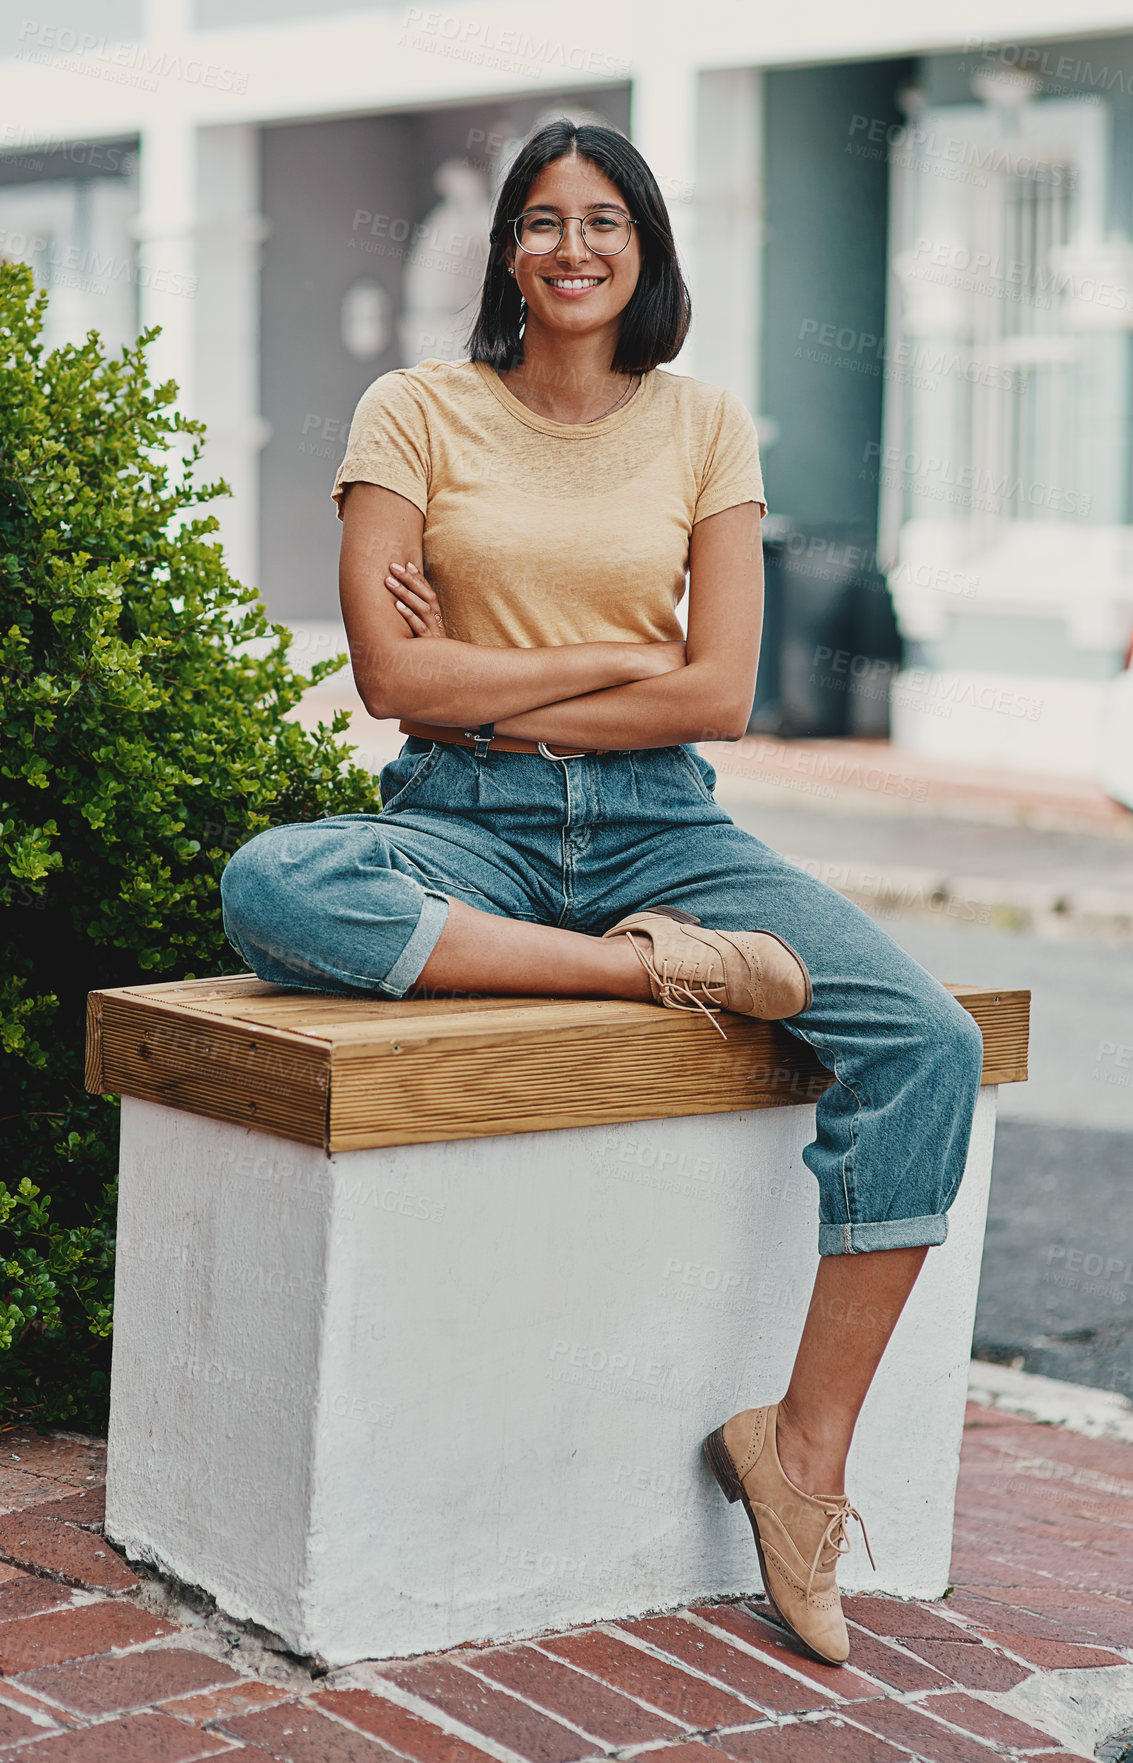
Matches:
[702,1427,742,1503]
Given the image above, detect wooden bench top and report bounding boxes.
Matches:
[85,976,1030,1153]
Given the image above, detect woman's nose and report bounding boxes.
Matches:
[555,218,592,261]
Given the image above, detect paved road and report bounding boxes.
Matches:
[725,792,1133,1399]
[886,919,1133,1401]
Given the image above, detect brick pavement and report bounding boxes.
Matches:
[1,1403,1130,1761]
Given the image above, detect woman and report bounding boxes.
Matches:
[220,119,984,1667]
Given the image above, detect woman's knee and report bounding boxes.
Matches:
[925,988,985,1100]
[220,817,385,957]
[219,825,302,968]
[221,824,299,937]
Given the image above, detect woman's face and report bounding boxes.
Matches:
[505,152,642,348]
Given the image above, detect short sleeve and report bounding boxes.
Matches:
[331,370,431,520]
[692,388,766,525]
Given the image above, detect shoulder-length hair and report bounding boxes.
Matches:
[467,119,691,375]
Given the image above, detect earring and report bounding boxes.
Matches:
[507,266,516,276]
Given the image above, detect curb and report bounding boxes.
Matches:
[780,852,1133,944]
[968,1359,1133,1443]
[995,1662,1133,1758]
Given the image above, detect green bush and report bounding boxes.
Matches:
[1,263,375,1430]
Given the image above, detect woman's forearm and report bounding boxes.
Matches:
[494,661,752,749]
[355,637,673,724]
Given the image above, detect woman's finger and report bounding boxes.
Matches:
[385,576,430,610]
[385,579,444,638]
[390,562,440,605]
[393,598,426,632]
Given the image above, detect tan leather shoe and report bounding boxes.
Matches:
[602,908,811,1037]
[703,1403,873,1666]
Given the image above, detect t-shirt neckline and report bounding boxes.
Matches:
[472,359,652,436]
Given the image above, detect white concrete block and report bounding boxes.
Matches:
[106,1087,997,1665]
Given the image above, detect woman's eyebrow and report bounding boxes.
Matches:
[523,201,630,215]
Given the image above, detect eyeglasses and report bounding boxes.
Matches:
[510,209,636,256]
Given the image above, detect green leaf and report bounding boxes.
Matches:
[0,260,378,1428]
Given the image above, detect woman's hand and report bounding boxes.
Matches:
[385,561,446,637]
[383,564,686,679]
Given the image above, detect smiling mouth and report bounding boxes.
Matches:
[542,276,606,292]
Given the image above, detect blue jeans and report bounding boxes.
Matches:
[221,739,984,1256]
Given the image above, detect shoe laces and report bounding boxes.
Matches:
[625,935,729,1040]
[806,1500,876,1603]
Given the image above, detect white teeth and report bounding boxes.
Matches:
[546,277,602,289]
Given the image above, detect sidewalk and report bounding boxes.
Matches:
[704,738,1133,946]
[2,1396,1132,1761]
[699,736,1133,840]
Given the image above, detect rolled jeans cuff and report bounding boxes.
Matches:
[818,1213,950,1257]
[380,889,450,997]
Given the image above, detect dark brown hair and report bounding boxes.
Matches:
[467,118,691,374]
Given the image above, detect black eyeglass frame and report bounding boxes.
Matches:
[509,210,638,256]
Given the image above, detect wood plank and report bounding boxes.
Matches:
[302,998,659,1052]
[105,974,285,1004]
[210,994,571,1034]
[90,994,331,1147]
[944,986,1030,1085]
[83,989,103,1096]
[328,1016,829,1150]
[85,977,1031,1152]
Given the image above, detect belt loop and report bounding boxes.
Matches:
[466,721,495,759]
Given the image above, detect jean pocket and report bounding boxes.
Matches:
[674,743,718,803]
[378,740,442,814]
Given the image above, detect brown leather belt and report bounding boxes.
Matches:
[399,719,615,757]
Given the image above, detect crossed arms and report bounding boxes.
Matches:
[338,482,763,748]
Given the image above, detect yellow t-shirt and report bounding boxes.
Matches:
[332,357,765,649]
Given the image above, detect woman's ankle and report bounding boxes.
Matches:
[601,932,654,1001]
[775,1395,850,1498]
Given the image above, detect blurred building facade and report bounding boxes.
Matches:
[3,0,1132,779]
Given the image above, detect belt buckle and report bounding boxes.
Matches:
[538,741,590,761]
